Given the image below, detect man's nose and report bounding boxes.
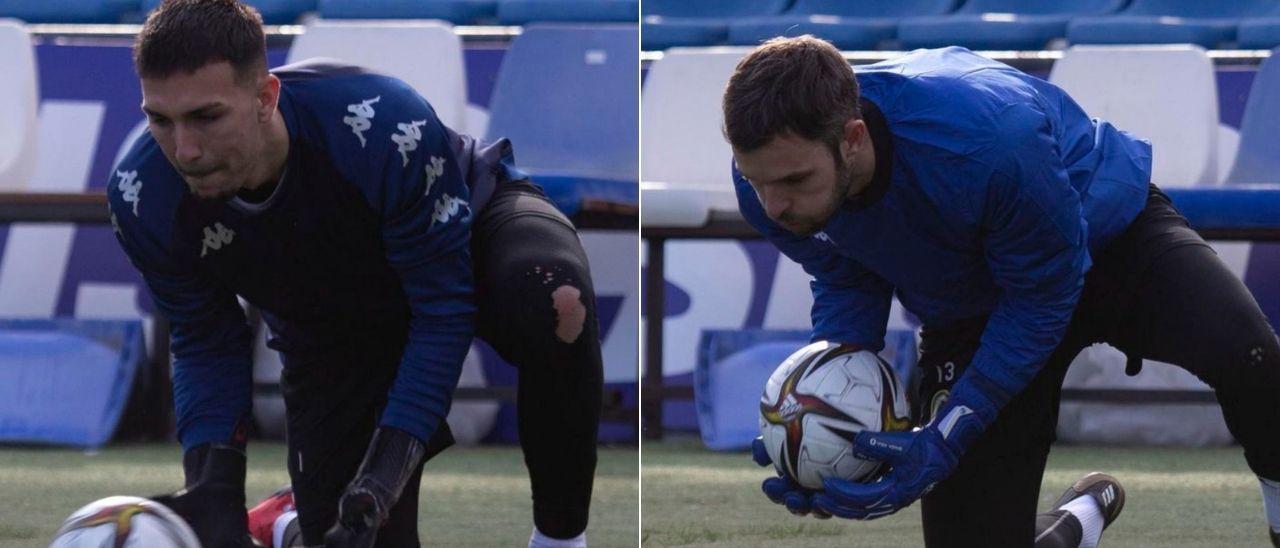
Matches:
[763,187,790,220]
[174,126,202,165]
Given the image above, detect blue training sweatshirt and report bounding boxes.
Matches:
[735,47,1152,403]
[108,60,523,450]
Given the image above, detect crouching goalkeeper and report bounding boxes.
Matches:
[729,36,1280,547]
[109,1,603,546]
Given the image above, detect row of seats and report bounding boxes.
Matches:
[641,45,1280,228]
[643,0,1280,51]
[0,21,637,213]
[0,0,636,25]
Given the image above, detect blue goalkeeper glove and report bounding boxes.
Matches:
[750,437,831,519]
[813,373,1004,520]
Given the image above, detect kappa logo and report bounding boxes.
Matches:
[431,193,471,228]
[200,222,235,258]
[391,119,428,167]
[116,170,142,216]
[813,231,833,244]
[424,156,446,196]
[342,96,381,148]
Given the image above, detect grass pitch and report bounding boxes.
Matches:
[0,442,637,547]
[642,438,1266,547]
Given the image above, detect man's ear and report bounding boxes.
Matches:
[257,73,281,123]
[839,117,866,164]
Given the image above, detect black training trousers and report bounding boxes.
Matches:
[280,180,604,546]
[914,184,1280,547]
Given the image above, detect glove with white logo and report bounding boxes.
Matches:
[813,372,1005,520]
[750,436,831,519]
[324,426,452,547]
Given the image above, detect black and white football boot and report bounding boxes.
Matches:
[1051,472,1126,531]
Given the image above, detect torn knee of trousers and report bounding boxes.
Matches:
[524,264,588,344]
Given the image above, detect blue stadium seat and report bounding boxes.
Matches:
[317,0,495,24]
[0,0,139,23]
[1225,48,1280,184]
[642,0,789,49]
[727,16,897,50]
[497,0,635,24]
[142,0,314,24]
[726,0,960,50]
[1068,0,1277,48]
[486,25,637,213]
[1238,4,1280,49]
[1239,18,1280,49]
[898,0,1124,50]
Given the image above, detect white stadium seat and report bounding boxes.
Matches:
[0,20,38,191]
[287,20,469,131]
[641,48,750,227]
[1050,45,1219,187]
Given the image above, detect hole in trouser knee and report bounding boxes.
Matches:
[550,284,586,344]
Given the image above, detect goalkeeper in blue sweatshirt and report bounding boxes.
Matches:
[729,36,1280,547]
[108,1,603,546]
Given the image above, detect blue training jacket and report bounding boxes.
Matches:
[108,60,523,450]
[735,47,1152,403]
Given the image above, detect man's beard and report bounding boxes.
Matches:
[784,155,855,237]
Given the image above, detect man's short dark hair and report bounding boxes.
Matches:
[134,0,267,82]
[722,35,861,155]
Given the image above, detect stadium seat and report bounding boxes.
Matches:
[1238,4,1280,49]
[496,0,636,24]
[898,0,1125,51]
[1049,46,1219,187]
[727,16,894,50]
[1068,0,1277,48]
[640,48,748,227]
[1238,18,1280,49]
[0,0,138,23]
[142,0,314,24]
[317,0,497,24]
[642,0,789,50]
[0,20,37,192]
[287,20,468,131]
[1224,49,1280,184]
[728,0,959,50]
[485,25,637,214]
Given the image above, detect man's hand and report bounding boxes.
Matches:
[814,402,987,520]
[750,437,831,519]
[151,444,258,548]
[324,427,431,548]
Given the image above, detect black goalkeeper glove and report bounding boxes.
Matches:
[151,443,259,548]
[324,426,452,548]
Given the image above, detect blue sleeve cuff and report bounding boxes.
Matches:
[378,317,474,444]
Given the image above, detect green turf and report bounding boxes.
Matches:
[642,438,1267,547]
[0,442,637,547]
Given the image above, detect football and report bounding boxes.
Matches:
[759,342,912,489]
[49,496,200,548]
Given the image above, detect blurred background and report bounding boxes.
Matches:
[0,1,638,544]
[639,1,1280,546]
